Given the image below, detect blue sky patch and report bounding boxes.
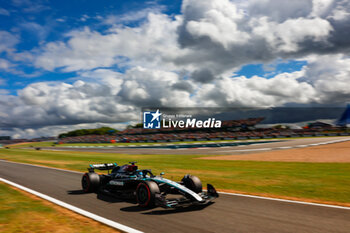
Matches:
[234,60,307,79]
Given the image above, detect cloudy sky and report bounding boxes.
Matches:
[0,0,350,138]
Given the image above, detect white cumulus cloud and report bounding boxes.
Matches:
[1,0,350,138]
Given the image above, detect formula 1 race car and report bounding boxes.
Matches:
[81,162,219,208]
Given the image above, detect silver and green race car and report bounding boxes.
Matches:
[81,162,219,208]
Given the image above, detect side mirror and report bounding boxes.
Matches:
[160,172,165,176]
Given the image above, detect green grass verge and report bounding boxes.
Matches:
[0,182,118,232]
[8,141,55,148]
[1,148,350,205]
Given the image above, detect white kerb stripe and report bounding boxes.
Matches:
[0,177,143,233]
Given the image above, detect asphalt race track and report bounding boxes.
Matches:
[1,160,350,233]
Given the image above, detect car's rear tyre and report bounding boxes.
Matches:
[182,175,202,193]
[82,172,100,193]
[136,181,160,208]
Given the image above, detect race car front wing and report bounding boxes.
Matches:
[155,184,219,208]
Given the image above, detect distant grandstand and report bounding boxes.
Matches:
[58,117,350,144]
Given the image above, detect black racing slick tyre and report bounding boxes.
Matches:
[136,181,160,208]
[182,174,202,193]
[82,172,100,193]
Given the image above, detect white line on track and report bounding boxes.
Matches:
[218,191,350,210]
[221,148,272,152]
[0,177,143,233]
[219,137,350,152]
[277,146,293,149]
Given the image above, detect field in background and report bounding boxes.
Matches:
[1,148,350,206]
[0,181,119,233]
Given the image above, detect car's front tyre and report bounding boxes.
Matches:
[81,172,100,193]
[136,181,160,208]
[182,174,202,193]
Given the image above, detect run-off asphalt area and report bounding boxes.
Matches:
[1,160,350,233]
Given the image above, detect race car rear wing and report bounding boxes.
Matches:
[88,163,118,172]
